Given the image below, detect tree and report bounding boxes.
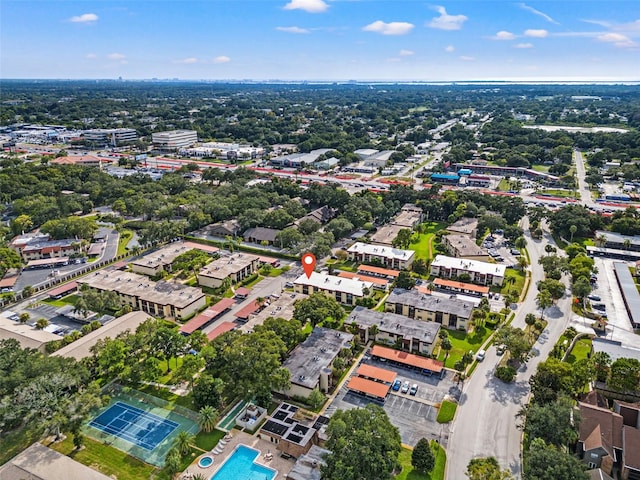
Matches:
[164,448,182,475]
[519,397,578,447]
[412,438,435,473]
[607,358,640,393]
[22,285,34,298]
[524,438,588,480]
[175,354,205,388]
[175,430,194,456]
[441,337,453,360]
[537,279,565,301]
[536,290,553,320]
[395,271,416,290]
[255,317,304,352]
[35,318,49,330]
[308,388,326,410]
[544,244,556,256]
[393,228,413,249]
[569,224,577,243]
[591,351,611,382]
[18,313,30,324]
[293,293,345,328]
[192,373,225,410]
[572,277,591,303]
[514,236,527,249]
[466,456,514,480]
[322,404,401,480]
[151,327,187,371]
[198,405,219,433]
[493,326,532,363]
[325,217,354,240]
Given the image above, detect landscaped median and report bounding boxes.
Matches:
[436,400,458,424]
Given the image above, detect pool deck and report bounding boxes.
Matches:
[184,431,295,479]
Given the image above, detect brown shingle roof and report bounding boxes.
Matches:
[579,402,624,458]
[623,426,640,471]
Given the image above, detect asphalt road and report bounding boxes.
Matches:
[574,149,596,208]
[446,218,573,479]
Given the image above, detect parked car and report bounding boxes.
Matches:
[588,294,601,301]
[496,344,506,355]
[392,379,402,391]
[593,304,606,311]
[409,384,418,396]
[401,381,410,393]
[476,349,486,361]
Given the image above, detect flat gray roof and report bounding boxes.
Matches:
[613,262,640,328]
[347,306,441,345]
[283,327,354,389]
[387,288,475,319]
[592,338,640,363]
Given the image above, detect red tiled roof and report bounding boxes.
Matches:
[0,276,18,288]
[347,376,390,400]
[48,281,78,298]
[206,321,236,341]
[234,300,261,320]
[51,155,105,165]
[356,364,397,383]
[235,287,251,296]
[179,298,235,334]
[434,278,490,294]
[357,265,400,277]
[370,345,444,373]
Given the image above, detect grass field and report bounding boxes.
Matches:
[47,434,156,480]
[500,269,526,299]
[0,425,42,465]
[409,222,447,261]
[42,293,80,308]
[530,164,550,173]
[436,400,458,423]
[566,337,592,364]
[539,189,580,199]
[194,429,226,451]
[437,327,493,369]
[117,229,134,256]
[395,442,446,480]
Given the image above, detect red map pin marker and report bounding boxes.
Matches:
[302,253,317,278]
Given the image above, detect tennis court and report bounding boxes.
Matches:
[85,391,199,467]
[89,401,179,451]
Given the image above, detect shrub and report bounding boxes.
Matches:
[495,365,517,383]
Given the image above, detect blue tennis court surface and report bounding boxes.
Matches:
[89,401,179,451]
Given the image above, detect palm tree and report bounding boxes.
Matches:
[569,225,577,243]
[198,406,219,433]
[623,239,632,251]
[175,430,194,456]
[367,324,379,341]
[35,318,49,330]
[595,233,607,248]
[440,337,452,360]
[536,290,553,321]
[19,313,30,324]
[517,256,529,270]
[545,244,555,256]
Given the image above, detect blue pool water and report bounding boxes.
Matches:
[89,401,178,451]
[198,456,213,468]
[211,445,276,480]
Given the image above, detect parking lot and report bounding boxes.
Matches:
[590,258,634,333]
[325,355,460,447]
[482,233,520,268]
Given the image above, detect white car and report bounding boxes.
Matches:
[476,349,486,361]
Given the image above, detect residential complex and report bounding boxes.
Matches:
[443,234,491,261]
[78,269,206,320]
[385,287,475,331]
[446,217,479,237]
[347,242,415,270]
[370,204,423,246]
[10,233,83,261]
[430,255,506,286]
[197,252,260,288]
[293,272,373,306]
[280,327,353,399]
[347,306,441,355]
[151,129,198,151]
[130,241,219,277]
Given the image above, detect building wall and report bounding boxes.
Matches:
[197,258,259,288]
[284,382,316,399]
[385,301,470,331]
[430,265,503,286]
[131,263,164,277]
[347,252,413,270]
[293,284,366,306]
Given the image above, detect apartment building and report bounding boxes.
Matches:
[347,242,415,270]
[430,255,506,286]
[197,252,260,288]
[131,241,219,277]
[443,234,491,261]
[10,234,83,261]
[293,272,373,306]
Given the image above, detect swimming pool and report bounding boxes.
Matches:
[211,445,276,480]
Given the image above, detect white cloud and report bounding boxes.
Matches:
[518,3,559,25]
[276,26,310,34]
[597,33,637,48]
[283,0,328,13]
[428,6,468,31]
[460,55,475,61]
[524,29,548,38]
[514,42,534,48]
[85,53,97,59]
[492,30,516,40]
[399,49,414,56]
[213,56,231,64]
[175,57,198,64]
[69,13,98,23]
[363,21,414,36]
[107,53,126,60]
[445,45,455,53]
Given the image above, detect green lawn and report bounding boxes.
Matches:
[437,327,493,369]
[0,425,43,465]
[530,164,550,173]
[539,189,580,199]
[47,434,156,480]
[117,229,134,256]
[42,293,80,308]
[409,222,447,261]
[194,429,226,451]
[501,269,526,299]
[436,400,458,423]
[566,337,592,364]
[137,383,195,410]
[395,442,446,480]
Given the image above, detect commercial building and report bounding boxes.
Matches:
[270,149,333,168]
[197,252,260,288]
[83,128,137,146]
[152,129,198,151]
[430,255,506,286]
[78,269,206,320]
[260,403,329,460]
[293,272,373,306]
[385,288,475,331]
[613,262,640,328]
[443,234,491,261]
[280,327,354,399]
[131,241,219,277]
[347,242,415,270]
[347,306,441,354]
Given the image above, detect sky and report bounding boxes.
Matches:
[1,0,640,82]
